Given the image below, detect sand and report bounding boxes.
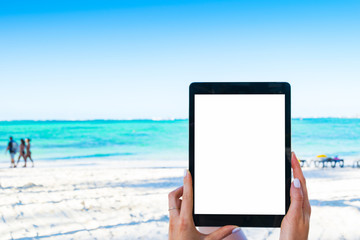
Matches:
[0,160,359,240]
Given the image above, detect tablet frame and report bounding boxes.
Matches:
[189,82,291,227]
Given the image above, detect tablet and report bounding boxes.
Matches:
[189,82,291,227]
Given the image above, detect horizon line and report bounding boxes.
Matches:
[1,116,360,122]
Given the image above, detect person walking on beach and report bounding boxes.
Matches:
[6,136,18,168]
[15,139,26,168]
[24,138,34,167]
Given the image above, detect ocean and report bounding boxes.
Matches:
[1,119,360,163]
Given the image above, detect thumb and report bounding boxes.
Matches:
[288,178,304,219]
[206,225,237,240]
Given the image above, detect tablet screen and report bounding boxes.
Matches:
[194,94,285,215]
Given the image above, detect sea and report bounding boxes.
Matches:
[1,118,360,164]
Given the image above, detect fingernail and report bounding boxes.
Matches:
[183,169,188,178]
[232,227,241,234]
[294,178,301,188]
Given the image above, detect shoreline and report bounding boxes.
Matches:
[0,158,188,170]
[2,156,360,170]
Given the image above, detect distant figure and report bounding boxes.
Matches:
[6,136,18,168]
[15,139,27,168]
[24,138,34,167]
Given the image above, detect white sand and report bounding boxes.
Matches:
[0,160,359,240]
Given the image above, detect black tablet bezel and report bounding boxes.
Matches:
[189,82,291,227]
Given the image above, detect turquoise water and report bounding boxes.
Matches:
[1,119,360,162]
[292,118,360,158]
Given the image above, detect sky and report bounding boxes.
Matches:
[0,0,359,120]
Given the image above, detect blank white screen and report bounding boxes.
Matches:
[194,94,285,215]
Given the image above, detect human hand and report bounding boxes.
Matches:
[280,152,311,240]
[168,170,238,240]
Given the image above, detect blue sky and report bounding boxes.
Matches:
[0,0,359,120]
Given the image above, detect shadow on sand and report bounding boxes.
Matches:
[12,215,169,240]
[310,198,360,212]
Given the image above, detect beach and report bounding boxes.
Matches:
[1,160,360,240]
[1,119,360,239]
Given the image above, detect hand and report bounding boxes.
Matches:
[280,152,311,240]
[168,170,238,240]
[168,152,310,240]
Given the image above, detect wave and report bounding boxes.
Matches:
[42,152,134,160]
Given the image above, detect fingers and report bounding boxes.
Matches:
[181,169,193,220]
[291,152,305,184]
[291,152,311,217]
[288,178,304,221]
[206,226,238,240]
[168,186,183,208]
[168,186,183,218]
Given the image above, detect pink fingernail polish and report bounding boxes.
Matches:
[294,178,301,188]
[183,169,188,177]
[232,227,241,234]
